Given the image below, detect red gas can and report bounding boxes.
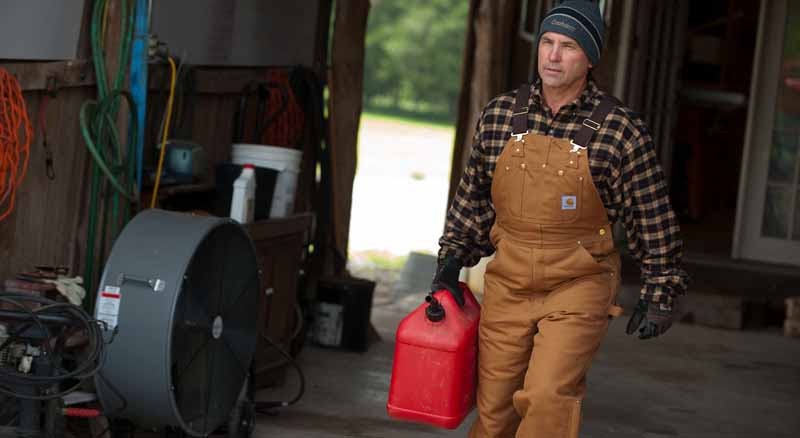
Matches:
[387,282,480,429]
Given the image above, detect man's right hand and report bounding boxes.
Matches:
[431,256,464,306]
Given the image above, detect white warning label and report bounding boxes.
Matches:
[97,286,122,329]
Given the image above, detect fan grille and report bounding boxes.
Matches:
[171,224,259,435]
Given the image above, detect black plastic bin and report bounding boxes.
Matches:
[313,277,376,352]
[214,163,278,220]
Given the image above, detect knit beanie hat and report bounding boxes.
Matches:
[538,0,604,66]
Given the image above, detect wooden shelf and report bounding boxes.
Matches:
[140,182,216,207]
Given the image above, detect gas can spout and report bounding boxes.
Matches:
[425,295,445,322]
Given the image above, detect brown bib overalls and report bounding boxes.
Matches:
[469,85,623,438]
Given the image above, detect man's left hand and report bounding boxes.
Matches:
[625,298,675,340]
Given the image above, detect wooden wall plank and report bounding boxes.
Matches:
[149,66,276,95]
[0,87,94,282]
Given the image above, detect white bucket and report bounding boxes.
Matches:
[231,143,303,217]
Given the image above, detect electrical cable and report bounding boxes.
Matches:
[0,67,33,223]
[0,296,53,356]
[153,55,186,146]
[258,302,304,355]
[291,301,304,342]
[171,63,194,138]
[0,294,109,401]
[100,0,110,47]
[148,56,178,209]
[254,333,305,411]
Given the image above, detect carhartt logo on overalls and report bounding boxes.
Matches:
[562,195,577,210]
[550,19,576,32]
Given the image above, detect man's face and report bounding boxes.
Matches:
[537,32,592,89]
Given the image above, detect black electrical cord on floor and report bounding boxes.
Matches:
[0,293,109,401]
[254,333,305,412]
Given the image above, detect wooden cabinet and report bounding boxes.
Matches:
[245,214,312,387]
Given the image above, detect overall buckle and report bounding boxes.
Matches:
[512,106,529,117]
[582,119,601,131]
[569,140,587,153]
[512,131,529,142]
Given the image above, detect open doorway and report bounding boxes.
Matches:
[347,1,469,307]
[668,0,759,259]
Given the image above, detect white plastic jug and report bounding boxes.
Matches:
[231,144,302,217]
[230,164,256,223]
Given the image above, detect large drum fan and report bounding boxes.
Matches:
[94,209,260,436]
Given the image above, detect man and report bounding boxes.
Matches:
[432,1,689,437]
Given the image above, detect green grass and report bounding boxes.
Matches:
[361,108,455,130]
[350,250,409,271]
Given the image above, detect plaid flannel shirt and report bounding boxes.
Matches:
[438,79,688,309]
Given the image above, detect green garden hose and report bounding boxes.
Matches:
[80,0,138,309]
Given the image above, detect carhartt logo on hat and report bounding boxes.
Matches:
[550,19,576,32]
[538,0,605,66]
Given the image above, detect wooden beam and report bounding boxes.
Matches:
[1,61,96,91]
[327,0,370,276]
[448,0,519,209]
[313,0,334,77]
[448,0,480,210]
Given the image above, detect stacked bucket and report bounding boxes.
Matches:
[231,144,302,218]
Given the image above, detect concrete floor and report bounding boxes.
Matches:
[252,286,800,438]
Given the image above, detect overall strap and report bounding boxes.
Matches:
[512,83,530,136]
[571,95,620,149]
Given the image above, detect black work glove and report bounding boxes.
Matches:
[430,256,464,307]
[625,298,675,340]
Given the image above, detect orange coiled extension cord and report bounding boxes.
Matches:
[0,68,32,222]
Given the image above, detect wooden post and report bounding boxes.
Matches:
[448,0,519,209]
[327,0,370,275]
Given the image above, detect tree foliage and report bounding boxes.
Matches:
[363,0,469,122]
